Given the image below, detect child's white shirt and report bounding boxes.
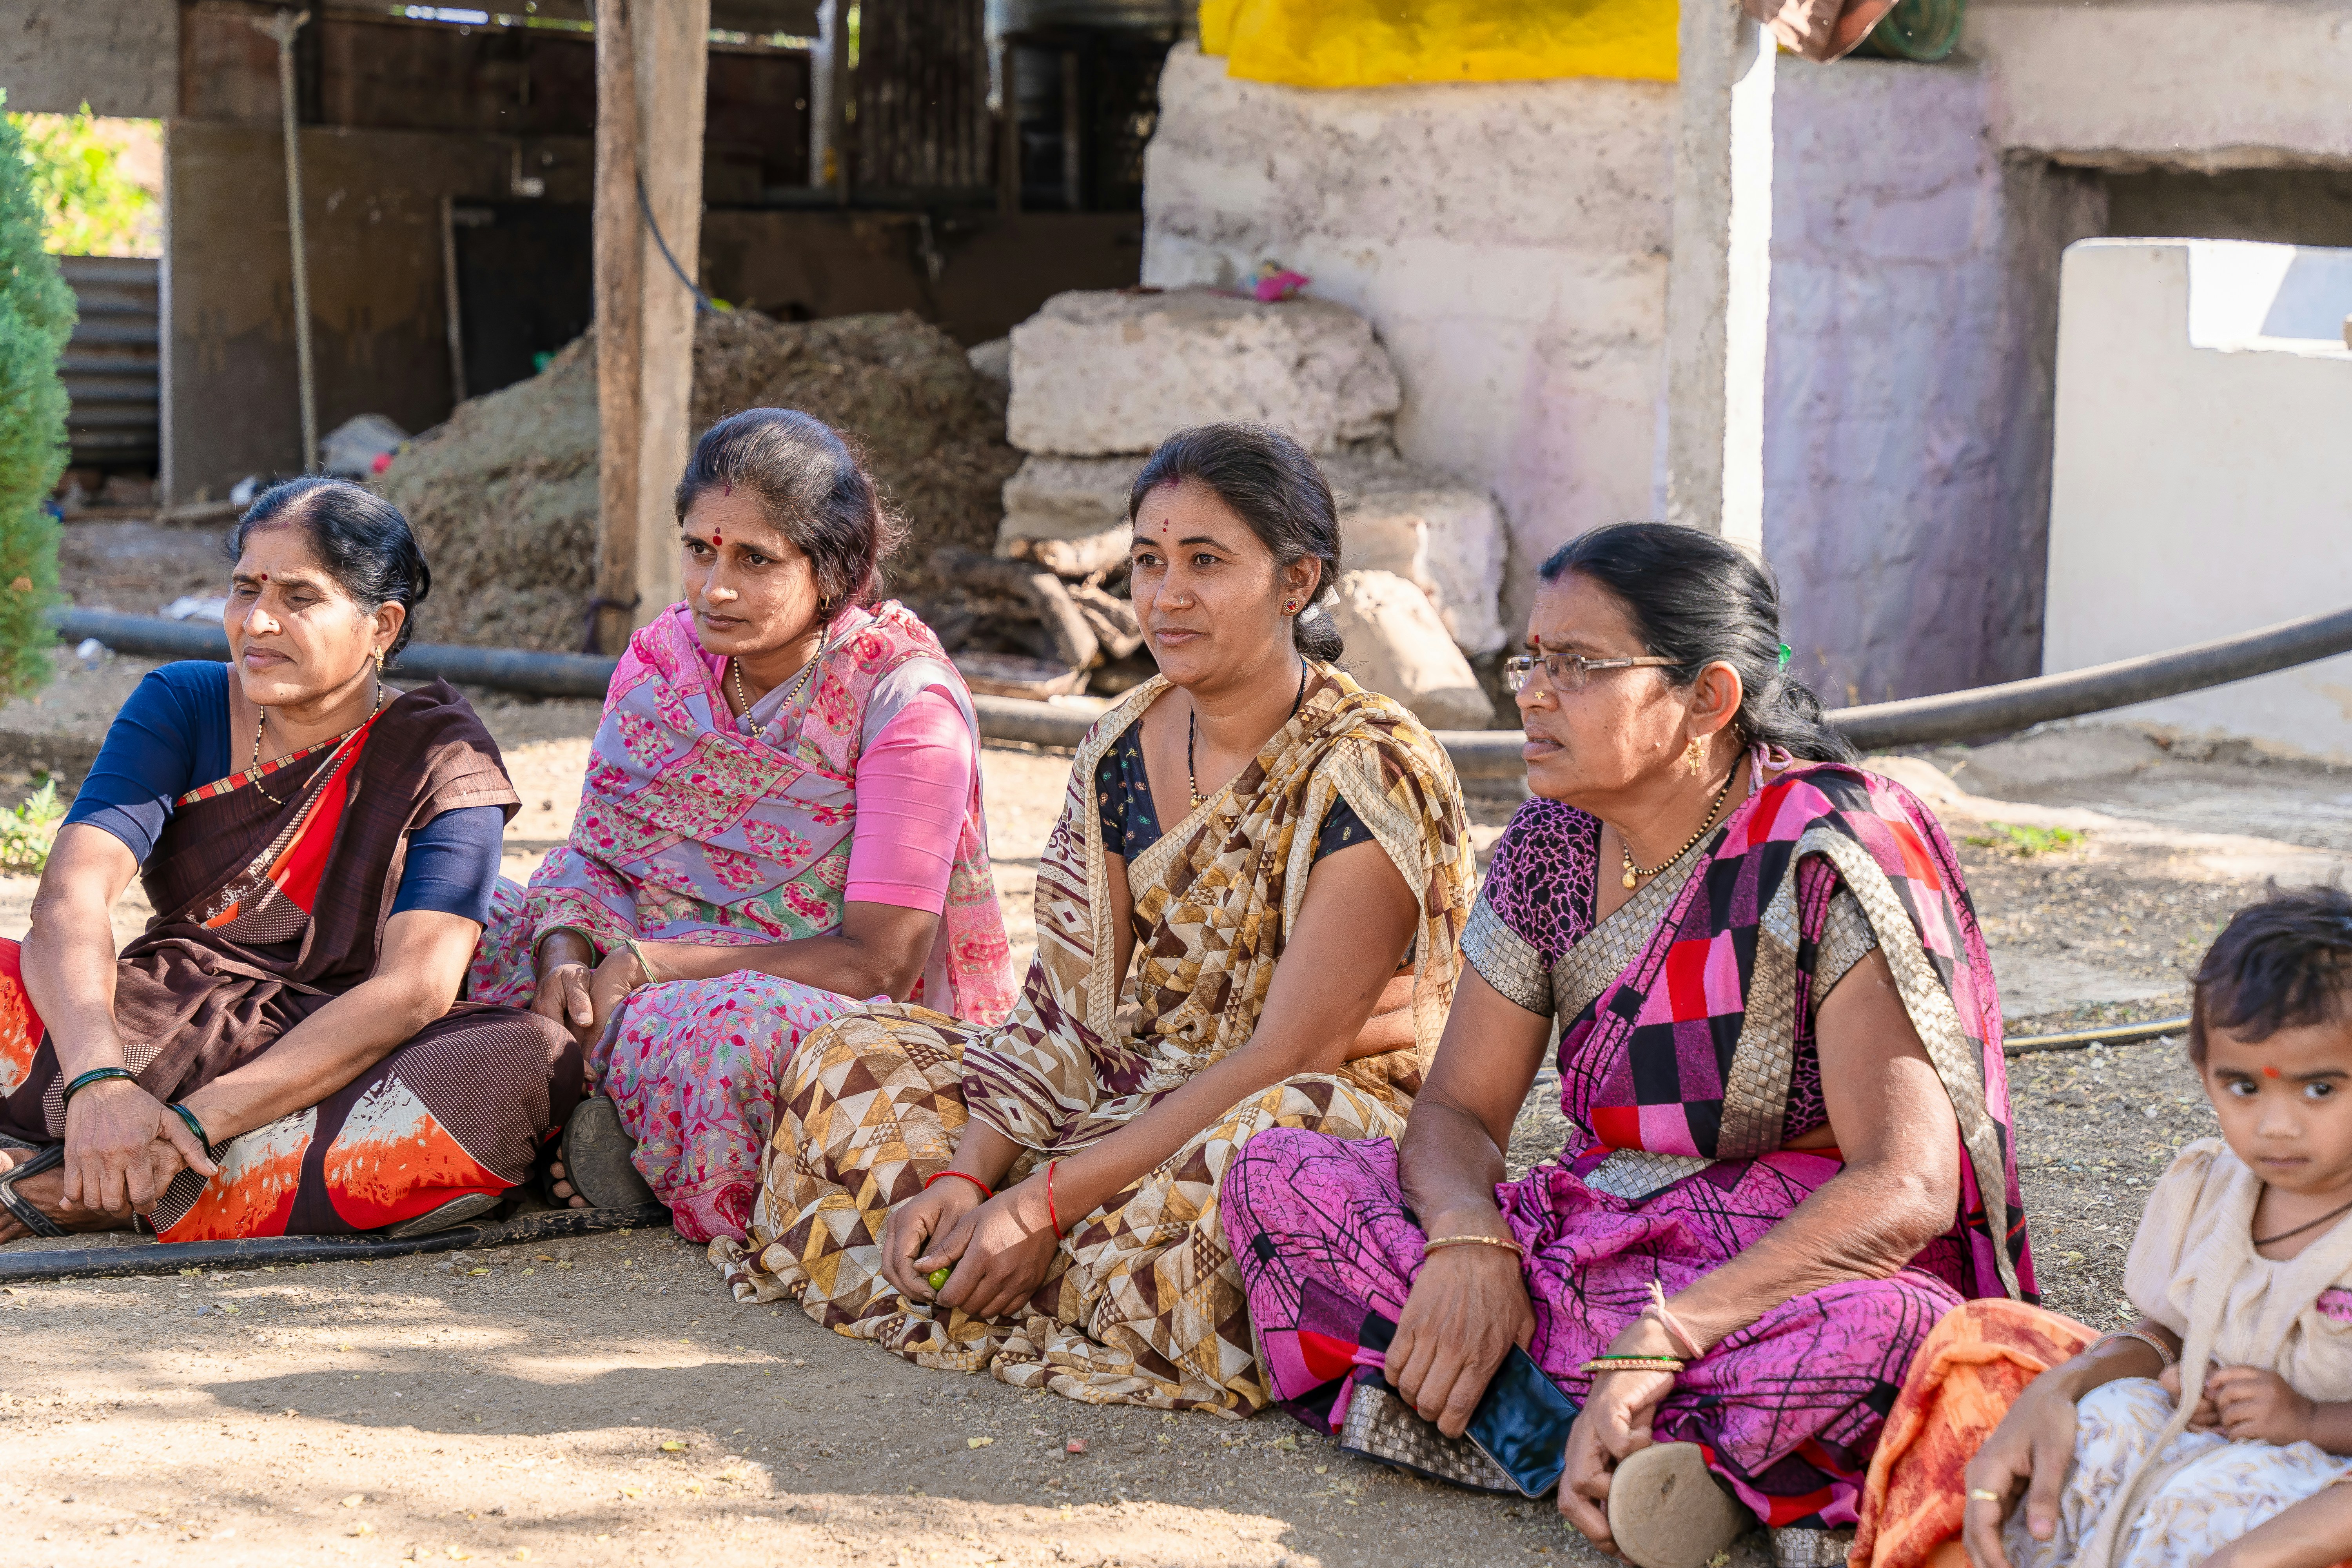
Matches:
[2125,1136,2352,1401]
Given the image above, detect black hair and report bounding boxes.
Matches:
[2189,884,2352,1066]
[1127,423,1345,662]
[674,407,906,619]
[225,476,433,658]
[1536,521,1853,763]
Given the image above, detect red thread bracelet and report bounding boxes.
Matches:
[1045,1160,1064,1239]
[924,1170,993,1202]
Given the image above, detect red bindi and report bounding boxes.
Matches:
[712,530,722,546]
[258,572,267,581]
[2265,1065,2282,1078]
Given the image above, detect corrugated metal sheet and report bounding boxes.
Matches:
[57,255,160,472]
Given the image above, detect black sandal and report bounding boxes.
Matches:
[0,1144,68,1238]
[553,1097,655,1211]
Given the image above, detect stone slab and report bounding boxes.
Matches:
[994,454,1149,551]
[1326,569,1493,731]
[1006,287,1402,456]
[1325,452,1510,657]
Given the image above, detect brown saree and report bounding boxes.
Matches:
[0,679,581,1240]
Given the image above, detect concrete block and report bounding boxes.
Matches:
[1326,569,1493,731]
[1006,287,1402,456]
[994,454,1147,554]
[1327,452,1509,657]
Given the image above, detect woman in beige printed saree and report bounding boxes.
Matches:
[713,424,1476,1414]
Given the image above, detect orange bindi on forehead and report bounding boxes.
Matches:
[2266,1065,2282,1078]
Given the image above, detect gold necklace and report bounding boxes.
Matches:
[252,670,387,806]
[1621,763,1739,891]
[730,629,826,739]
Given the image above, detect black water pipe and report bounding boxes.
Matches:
[1826,604,2352,752]
[55,602,2352,770]
[53,609,622,699]
[0,1201,670,1284]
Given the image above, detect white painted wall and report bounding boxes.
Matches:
[1142,43,1675,636]
[1762,58,2100,706]
[2046,239,2352,759]
[1966,0,2352,172]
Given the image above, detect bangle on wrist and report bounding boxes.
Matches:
[1045,1160,1065,1240]
[1421,1233,1526,1258]
[924,1170,993,1203]
[2089,1327,2176,1370]
[62,1065,137,1105]
[166,1102,213,1151]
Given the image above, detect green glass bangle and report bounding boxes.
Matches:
[61,1066,137,1104]
[166,1102,212,1151]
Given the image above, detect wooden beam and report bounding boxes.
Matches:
[591,0,708,652]
[631,0,708,632]
[592,0,644,657]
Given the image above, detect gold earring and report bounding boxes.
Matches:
[375,649,386,673]
[1684,736,1706,776]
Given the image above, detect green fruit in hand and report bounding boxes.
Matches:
[927,1266,952,1291]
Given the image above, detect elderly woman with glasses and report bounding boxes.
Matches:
[1218,523,2036,1568]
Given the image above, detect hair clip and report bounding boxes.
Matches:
[1777,642,1793,669]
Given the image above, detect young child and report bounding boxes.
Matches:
[1957,884,2352,1568]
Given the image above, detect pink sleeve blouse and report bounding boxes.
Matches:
[843,686,975,915]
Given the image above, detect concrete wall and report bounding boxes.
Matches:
[1761,60,2103,704]
[1140,42,1674,635]
[1965,0,2352,174]
[2045,239,2352,758]
[167,123,600,500]
[0,0,176,118]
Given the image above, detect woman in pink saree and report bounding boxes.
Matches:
[1219,524,2035,1568]
[470,410,1015,1242]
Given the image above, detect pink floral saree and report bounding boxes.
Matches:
[470,600,1014,1240]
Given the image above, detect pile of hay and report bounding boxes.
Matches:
[377,310,1015,653]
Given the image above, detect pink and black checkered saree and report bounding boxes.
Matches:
[1222,752,2036,1536]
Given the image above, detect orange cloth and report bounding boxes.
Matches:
[1849,1298,2096,1568]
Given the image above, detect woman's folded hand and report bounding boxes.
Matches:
[528,960,595,1036]
[1387,1232,1535,1437]
[1961,1371,2083,1568]
[882,1178,984,1302]
[926,1176,1061,1323]
[62,1076,214,1216]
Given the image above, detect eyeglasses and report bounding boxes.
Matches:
[1502,652,1679,694]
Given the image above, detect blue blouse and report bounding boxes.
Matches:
[62,662,505,926]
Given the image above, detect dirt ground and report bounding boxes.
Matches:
[7,608,2352,1566]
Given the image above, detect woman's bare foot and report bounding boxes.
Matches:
[0,1147,136,1243]
[545,1157,588,1210]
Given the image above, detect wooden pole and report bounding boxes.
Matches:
[255,8,318,472]
[592,0,643,656]
[630,0,708,632]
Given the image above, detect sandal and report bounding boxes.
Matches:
[555,1097,655,1211]
[0,1144,69,1238]
[1606,1441,1750,1568]
[382,1191,502,1240]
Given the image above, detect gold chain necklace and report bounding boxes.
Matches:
[729,628,826,739]
[252,670,387,807]
[1621,762,1739,891]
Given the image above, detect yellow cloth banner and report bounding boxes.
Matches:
[1198,0,1679,87]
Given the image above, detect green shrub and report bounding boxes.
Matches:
[5,106,159,257]
[0,101,71,705]
[0,777,63,871]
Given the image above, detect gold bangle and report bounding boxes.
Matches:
[1967,1489,2003,1504]
[623,938,658,989]
[1421,1233,1526,1258]
[1580,1356,1684,1375]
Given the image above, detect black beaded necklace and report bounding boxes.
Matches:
[1188,659,1308,810]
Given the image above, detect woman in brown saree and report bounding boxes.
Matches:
[0,478,578,1244]
[715,423,1477,1413]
